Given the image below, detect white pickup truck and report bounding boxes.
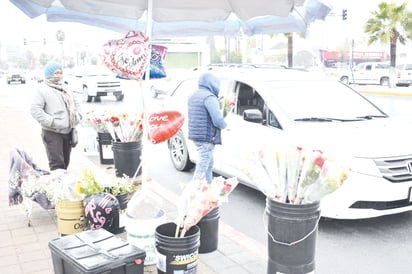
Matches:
[65,65,124,102]
[339,62,390,86]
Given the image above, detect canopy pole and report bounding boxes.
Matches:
[140,0,153,191]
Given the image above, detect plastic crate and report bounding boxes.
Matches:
[49,229,146,274]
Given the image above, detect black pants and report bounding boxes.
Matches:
[41,129,72,170]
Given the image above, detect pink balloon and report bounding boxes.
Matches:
[148,111,185,144]
[101,31,150,80]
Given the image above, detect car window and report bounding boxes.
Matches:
[261,80,385,121]
[169,79,198,104]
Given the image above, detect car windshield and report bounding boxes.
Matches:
[260,79,386,121]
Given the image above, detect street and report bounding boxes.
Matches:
[3,78,412,274]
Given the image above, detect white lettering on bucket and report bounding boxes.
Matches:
[171,251,198,265]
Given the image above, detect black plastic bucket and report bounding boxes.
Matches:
[97,132,114,165]
[112,141,142,178]
[198,206,220,253]
[265,198,320,274]
[155,222,200,274]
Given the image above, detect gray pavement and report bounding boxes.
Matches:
[0,104,267,274]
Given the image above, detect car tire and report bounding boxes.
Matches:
[380,77,389,86]
[115,94,124,101]
[168,130,194,171]
[83,86,92,103]
[340,76,349,85]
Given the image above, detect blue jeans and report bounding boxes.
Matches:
[192,141,215,184]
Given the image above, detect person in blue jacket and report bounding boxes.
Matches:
[188,72,227,184]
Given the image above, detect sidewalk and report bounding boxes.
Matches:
[0,104,267,274]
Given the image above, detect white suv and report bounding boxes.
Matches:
[395,63,412,86]
[65,65,124,102]
[165,67,412,219]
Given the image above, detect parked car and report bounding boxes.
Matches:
[164,67,412,220]
[148,69,195,98]
[395,63,412,86]
[7,70,26,84]
[65,65,124,102]
[339,62,390,86]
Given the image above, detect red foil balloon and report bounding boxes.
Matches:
[148,111,184,144]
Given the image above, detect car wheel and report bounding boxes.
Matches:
[115,94,124,101]
[168,130,194,171]
[83,86,92,103]
[340,76,349,85]
[150,86,158,98]
[380,77,389,86]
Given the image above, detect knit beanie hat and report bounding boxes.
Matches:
[44,62,63,78]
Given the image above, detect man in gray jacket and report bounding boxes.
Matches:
[30,62,82,170]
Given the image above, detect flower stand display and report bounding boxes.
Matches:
[265,198,320,274]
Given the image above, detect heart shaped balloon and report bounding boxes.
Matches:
[148,111,185,144]
[101,31,150,80]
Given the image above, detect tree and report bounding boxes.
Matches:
[56,29,66,66]
[364,2,412,86]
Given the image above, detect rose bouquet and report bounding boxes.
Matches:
[83,110,111,133]
[240,143,351,204]
[222,96,236,118]
[175,176,239,237]
[107,112,144,142]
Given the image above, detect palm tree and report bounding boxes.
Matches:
[364,2,412,86]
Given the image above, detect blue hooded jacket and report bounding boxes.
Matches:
[188,72,227,144]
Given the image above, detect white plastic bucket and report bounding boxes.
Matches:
[125,209,166,265]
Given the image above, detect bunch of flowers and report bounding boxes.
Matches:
[107,112,144,142]
[240,143,351,204]
[83,110,111,133]
[222,96,236,117]
[175,176,239,237]
[76,169,135,196]
[21,169,83,208]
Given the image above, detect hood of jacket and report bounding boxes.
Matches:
[198,72,220,96]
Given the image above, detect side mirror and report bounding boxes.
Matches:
[243,109,263,124]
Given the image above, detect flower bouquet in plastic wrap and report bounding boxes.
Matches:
[240,142,351,204]
[175,176,239,237]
